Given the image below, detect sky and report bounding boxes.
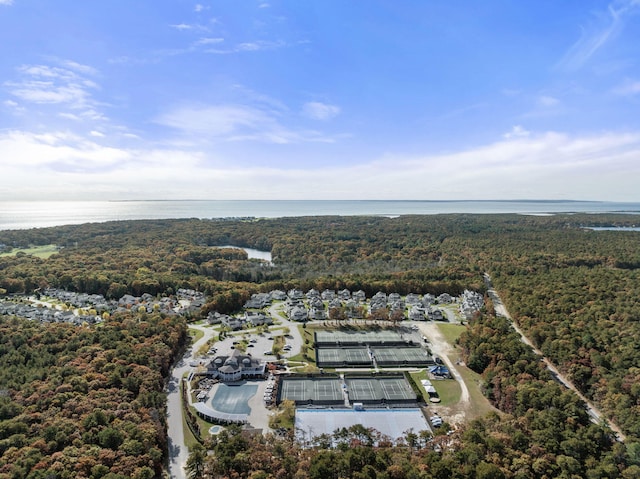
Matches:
[1,0,640,201]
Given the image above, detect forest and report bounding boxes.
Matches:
[1,213,640,477]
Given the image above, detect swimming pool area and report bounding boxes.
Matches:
[209,383,258,415]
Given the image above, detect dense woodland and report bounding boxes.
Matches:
[1,214,640,477]
[0,313,187,478]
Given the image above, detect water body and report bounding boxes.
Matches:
[585,227,640,231]
[216,245,272,262]
[1,200,640,231]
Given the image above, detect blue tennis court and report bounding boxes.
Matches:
[209,383,258,415]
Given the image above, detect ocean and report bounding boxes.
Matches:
[1,200,639,231]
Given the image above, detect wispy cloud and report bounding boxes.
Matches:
[0,0,14,6]
[205,39,286,54]
[5,63,100,114]
[558,0,640,71]
[613,78,640,95]
[302,101,341,120]
[155,103,336,144]
[194,37,224,46]
[538,95,560,107]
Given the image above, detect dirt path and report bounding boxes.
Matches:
[484,273,626,442]
[416,322,473,426]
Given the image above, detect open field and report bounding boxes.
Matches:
[0,244,59,258]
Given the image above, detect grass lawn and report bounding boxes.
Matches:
[189,327,205,344]
[0,244,59,259]
[435,323,497,419]
[457,365,496,419]
[437,323,466,345]
[409,370,461,406]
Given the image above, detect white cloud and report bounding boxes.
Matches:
[5,62,104,122]
[1,127,639,201]
[302,101,341,121]
[170,23,194,31]
[205,40,286,54]
[613,79,640,95]
[194,37,224,46]
[194,4,207,12]
[503,125,530,139]
[538,95,560,107]
[0,0,14,5]
[558,0,640,71]
[89,130,105,138]
[155,103,337,144]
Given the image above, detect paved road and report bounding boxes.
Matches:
[165,309,305,479]
[483,273,626,442]
[166,324,217,479]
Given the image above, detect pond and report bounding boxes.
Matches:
[216,245,272,262]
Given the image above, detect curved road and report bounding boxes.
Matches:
[483,273,625,442]
[166,324,217,479]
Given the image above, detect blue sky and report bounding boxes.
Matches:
[1,0,640,201]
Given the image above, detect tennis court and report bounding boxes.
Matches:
[315,330,406,346]
[316,347,372,368]
[371,346,433,367]
[279,377,344,405]
[345,376,417,404]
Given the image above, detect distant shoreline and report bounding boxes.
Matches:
[1,199,639,231]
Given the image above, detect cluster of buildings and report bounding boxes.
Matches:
[206,311,273,330]
[237,288,474,323]
[0,300,102,325]
[0,287,207,325]
[459,289,485,320]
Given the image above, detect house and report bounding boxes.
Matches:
[270,290,288,301]
[428,309,444,321]
[309,307,326,320]
[353,290,366,302]
[338,289,351,300]
[308,296,324,310]
[321,289,336,301]
[287,289,304,300]
[405,293,421,305]
[244,293,271,309]
[306,289,320,300]
[221,315,244,331]
[436,293,453,304]
[288,305,308,322]
[422,294,435,306]
[244,311,273,327]
[207,311,225,325]
[328,298,342,310]
[207,349,266,382]
[409,306,426,321]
